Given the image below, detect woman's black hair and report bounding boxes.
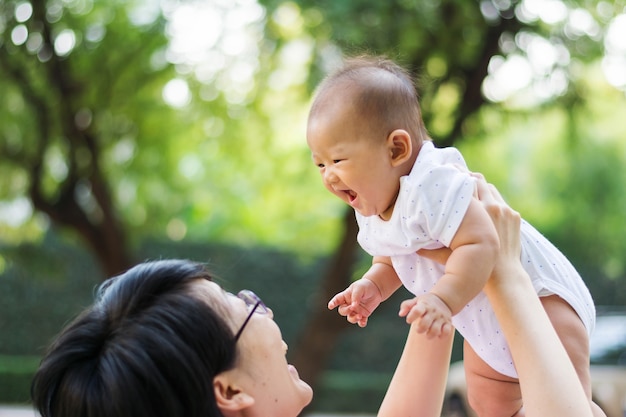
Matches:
[31,259,237,417]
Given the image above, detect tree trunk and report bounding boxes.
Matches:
[291,208,360,391]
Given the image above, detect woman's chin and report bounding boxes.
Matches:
[300,383,314,407]
[288,364,314,404]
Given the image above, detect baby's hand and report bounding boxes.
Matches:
[398,293,453,338]
[328,278,383,327]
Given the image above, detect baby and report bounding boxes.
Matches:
[306,55,603,417]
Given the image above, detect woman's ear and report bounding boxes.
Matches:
[214,374,255,412]
[387,129,413,166]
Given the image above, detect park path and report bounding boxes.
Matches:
[0,407,35,417]
[0,407,375,417]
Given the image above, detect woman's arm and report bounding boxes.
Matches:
[477,179,593,417]
[378,327,454,417]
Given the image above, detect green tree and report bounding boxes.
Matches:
[0,0,182,275]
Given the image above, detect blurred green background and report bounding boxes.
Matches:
[1,0,625,413]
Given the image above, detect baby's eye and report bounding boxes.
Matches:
[333,159,342,164]
[316,162,325,168]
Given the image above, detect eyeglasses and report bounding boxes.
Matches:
[233,290,269,341]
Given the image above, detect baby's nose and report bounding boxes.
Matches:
[323,167,338,184]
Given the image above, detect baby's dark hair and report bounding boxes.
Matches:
[309,55,429,144]
[31,259,237,417]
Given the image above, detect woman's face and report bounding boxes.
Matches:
[196,280,313,417]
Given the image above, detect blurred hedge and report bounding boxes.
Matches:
[0,355,39,404]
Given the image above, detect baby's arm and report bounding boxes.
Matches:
[432,196,500,312]
[366,256,403,300]
[400,197,499,336]
[328,256,402,327]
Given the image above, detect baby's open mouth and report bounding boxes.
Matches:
[344,190,357,202]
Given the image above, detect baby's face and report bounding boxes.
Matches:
[306,106,403,219]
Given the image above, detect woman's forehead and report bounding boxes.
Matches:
[193,280,228,304]
[193,280,247,318]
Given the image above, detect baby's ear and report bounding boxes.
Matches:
[213,374,255,412]
[387,129,413,166]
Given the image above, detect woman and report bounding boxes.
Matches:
[31,178,593,417]
[31,260,313,417]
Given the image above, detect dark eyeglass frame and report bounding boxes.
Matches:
[234,290,268,341]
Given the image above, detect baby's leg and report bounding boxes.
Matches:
[541,295,606,417]
[464,340,524,417]
[465,296,605,417]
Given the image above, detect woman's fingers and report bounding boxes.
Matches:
[472,173,507,206]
